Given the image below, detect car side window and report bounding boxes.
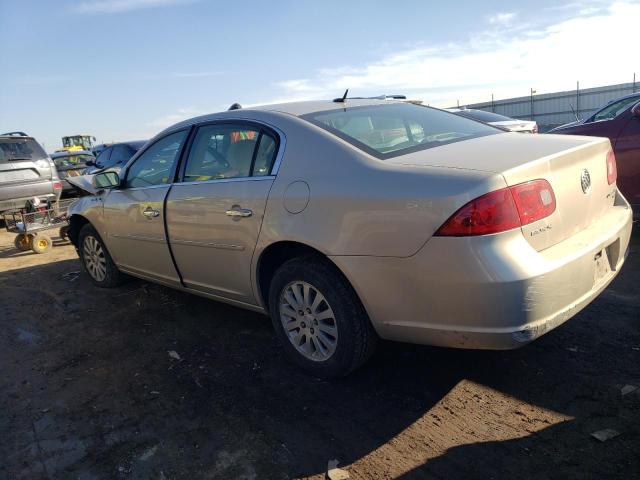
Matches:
[125,130,187,188]
[252,132,278,176]
[95,147,112,168]
[110,145,131,167]
[590,97,639,122]
[183,124,264,182]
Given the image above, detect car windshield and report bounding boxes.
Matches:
[0,138,48,163]
[301,103,499,159]
[456,110,513,122]
[590,96,640,122]
[53,154,94,167]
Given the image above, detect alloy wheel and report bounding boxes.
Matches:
[279,281,338,361]
[83,235,107,282]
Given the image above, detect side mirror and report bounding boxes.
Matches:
[92,171,120,190]
[631,102,640,118]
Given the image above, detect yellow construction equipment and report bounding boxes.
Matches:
[58,135,96,152]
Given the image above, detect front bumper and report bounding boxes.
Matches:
[331,195,633,350]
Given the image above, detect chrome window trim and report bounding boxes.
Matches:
[171,175,275,187]
[113,183,172,192]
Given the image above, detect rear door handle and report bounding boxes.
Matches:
[142,207,160,218]
[225,208,252,218]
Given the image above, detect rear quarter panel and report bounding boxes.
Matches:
[250,112,504,258]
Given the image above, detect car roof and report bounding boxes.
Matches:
[160,98,402,136]
[51,150,94,158]
[251,98,394,116]
[0,134,35,140]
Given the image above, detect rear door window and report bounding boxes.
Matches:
[181,124,278,182]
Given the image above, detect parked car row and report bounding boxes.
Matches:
[64,95,633,378]
[0,132,146,214]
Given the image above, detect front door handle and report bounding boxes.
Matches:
[142,206,160,219]
[225,207,252,218]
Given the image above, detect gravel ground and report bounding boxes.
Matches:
[0,226,638,480]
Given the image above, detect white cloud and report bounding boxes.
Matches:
[73,0,195,14]
[487,12,516,25]
[272,1,640,108]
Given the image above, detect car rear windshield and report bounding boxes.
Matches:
[301,103,499,159]
[53,154,94,167]
[0,138,48,163]
[456,109,513,123]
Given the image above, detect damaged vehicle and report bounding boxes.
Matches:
[66,99,633,377]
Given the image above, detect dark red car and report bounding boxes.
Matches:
[550,93,640,214]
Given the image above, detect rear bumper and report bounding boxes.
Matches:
[0,190,61,213]
[331,194,633,350]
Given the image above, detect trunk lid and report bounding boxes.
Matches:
[387,132,616,251]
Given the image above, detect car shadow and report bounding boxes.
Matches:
[1,234,638,479]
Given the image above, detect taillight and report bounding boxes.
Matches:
[53,181,62,190]
[435,179,556,237]
[510,179,556,226]
[435,188,521,236]
[532,124,539,134]
[606,149,617,184]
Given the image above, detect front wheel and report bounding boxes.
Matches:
[78,224,123,287]
[268,256,377,378]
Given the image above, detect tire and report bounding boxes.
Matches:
[78,223,123,287]
[14,234,31,252]
[30,234,52,254]
[59,226,70,241]
[268,256,377,378]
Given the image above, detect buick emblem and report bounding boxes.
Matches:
[580,169,591,194]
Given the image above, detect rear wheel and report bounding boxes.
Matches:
[78,224,123,287]
[268,256,377,378]
[59,226,70,241]
[14,234,31,252]
[30,234,52,254]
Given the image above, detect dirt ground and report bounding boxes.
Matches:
[1,225,639,480]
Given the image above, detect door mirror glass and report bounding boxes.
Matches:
[93,171,120,189]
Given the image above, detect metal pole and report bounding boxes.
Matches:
[530,88,534,121]
[634,73,636,93]
[457,99,460,108]
[491,93,495,112]
[576,81,580,119]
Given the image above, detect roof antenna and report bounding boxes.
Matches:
[228,102,242,110]
[333,88,349,103]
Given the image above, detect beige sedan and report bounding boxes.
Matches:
[67,99,633,377]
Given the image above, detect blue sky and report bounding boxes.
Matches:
[0,0,638,151]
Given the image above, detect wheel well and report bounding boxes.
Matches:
[257,241,328,309]
[68,215,90,248]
